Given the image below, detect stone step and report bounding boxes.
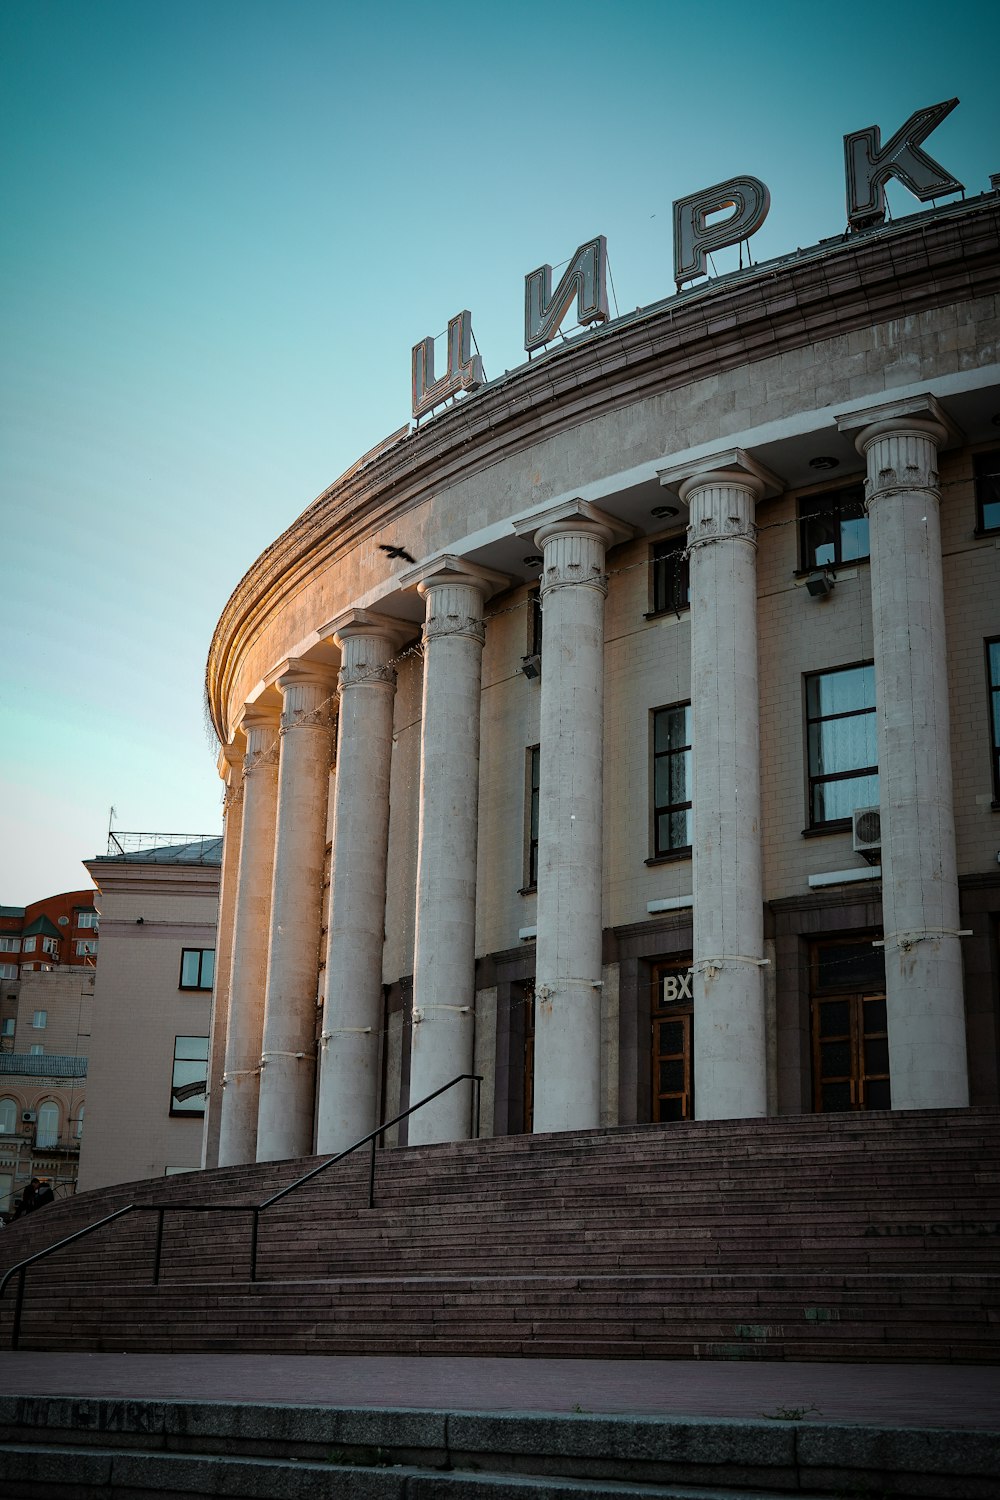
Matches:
[0,1396,998,1500]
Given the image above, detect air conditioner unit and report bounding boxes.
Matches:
[21,1110,36,1124]
[852,805,882,864]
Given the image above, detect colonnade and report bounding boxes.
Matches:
[213,395,969,1168]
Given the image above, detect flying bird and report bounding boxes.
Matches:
[379,543,416,564]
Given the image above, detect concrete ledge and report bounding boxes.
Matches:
[1,1397,999,1497]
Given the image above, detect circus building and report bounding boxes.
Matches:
[201,104,1000,1172]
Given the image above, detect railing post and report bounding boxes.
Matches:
[249,1207,259,1282]
[368,1135,377,1209]
[474,1074,482,1139]
[152,1208,165,1285]
[11,1268,25,1351]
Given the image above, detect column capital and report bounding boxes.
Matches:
[237,699,280,735]
[274,658,337,695]
[320,607,411,651]
[657,446,783,505]
[237,699,281,773]
[512,497,634,551]
[836,392,962,454]
[218,741,244,779]
[400,552,511,600]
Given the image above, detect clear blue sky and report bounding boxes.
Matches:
[2,0,997,904]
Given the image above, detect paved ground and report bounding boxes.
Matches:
[0,1353,997,1429]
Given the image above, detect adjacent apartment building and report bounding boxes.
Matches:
[76,833,221,1192]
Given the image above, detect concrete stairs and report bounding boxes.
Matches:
[0,1109,998,1360]
[1,1394,999,1499]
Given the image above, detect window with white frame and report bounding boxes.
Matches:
[36,1101,59,1148]
[0,937,20,953]
[22,936,36,953]
[32,1011,47,1030]
[29,1044,44,1055]
[76,911,98,929]
[1,1019,14,1037]
[75,1104,85,1139]
[0,1098,16,1134]
[0,964,16,981]
[41,937,59,956]
[75,939,98,957]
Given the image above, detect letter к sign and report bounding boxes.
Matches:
[844,97,964,231]
[412,310,484,419]
[524,235,609,353]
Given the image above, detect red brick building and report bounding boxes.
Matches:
[0,891,100,984]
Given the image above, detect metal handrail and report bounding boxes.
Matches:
[0,1071,482,1349]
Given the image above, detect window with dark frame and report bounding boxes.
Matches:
[525,745,540,889]
[974,450,1000,534]
[528,588,543,657]
[798,484,868,571]
[806,664,878,828]
[652,704,692,856]
[179,948,215,991]
[987,638,1000,803]
[170,1035,209,1115]
[650,537,690,615]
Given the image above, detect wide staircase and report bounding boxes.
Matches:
[1,1107,998,1361]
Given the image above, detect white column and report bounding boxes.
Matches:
[201,741,244,1170]
[217,702,280,1166]
[256,663,336,1162]
[514,499,631,1133]
[659,448,780,1121]
[316,612,403,1154]
[841,395,968,1109]
[402,555,508,1146]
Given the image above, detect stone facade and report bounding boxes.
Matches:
[203,197,1000,1165]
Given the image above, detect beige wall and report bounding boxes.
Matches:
[77,860,219,1192]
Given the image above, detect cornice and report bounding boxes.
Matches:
[207,197,1000,741]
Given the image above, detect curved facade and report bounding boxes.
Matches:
[203,196,1000,1168]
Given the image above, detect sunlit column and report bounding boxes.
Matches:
[316,612,404,1153]
[839,395,968,1109]
[514,499,631,1133]
[403,555,508,1147]
[217,701,280,1166]
[256,663,336,1162]
[658,448,781,1121]
[201,739,244,1170]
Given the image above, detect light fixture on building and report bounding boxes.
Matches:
[522,554,543,567]
[651,504,679,519]
[809,455,840,471]
[520,654,541,679]
[805,569,836,598]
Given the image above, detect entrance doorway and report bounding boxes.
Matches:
[651,959,694,1121]
[810,937,889,1111]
